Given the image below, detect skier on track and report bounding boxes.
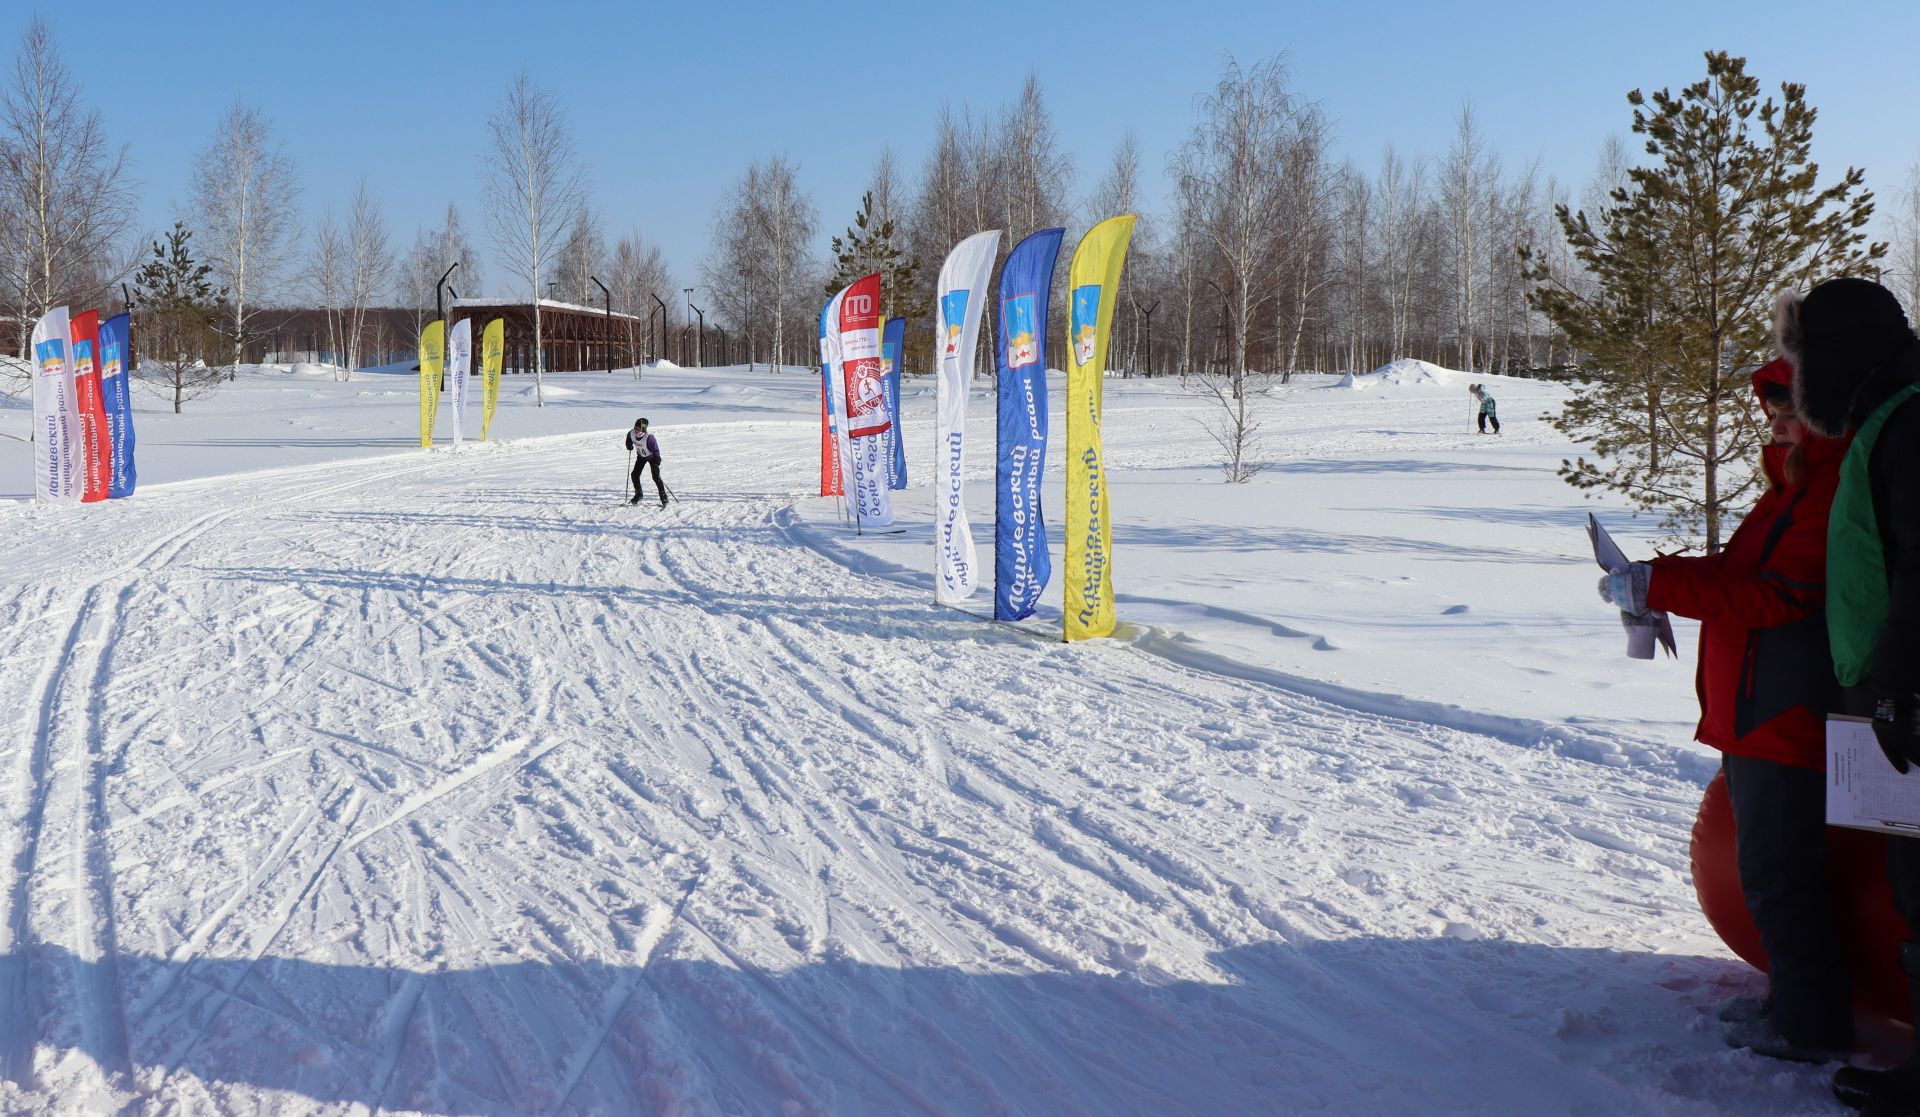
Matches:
[1776,277,1920,1115]
[1470,383,1501,434]
[626,417,668,508]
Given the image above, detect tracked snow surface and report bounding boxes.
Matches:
[0,363,1881,1114]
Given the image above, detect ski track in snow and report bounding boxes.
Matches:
[0,422,1850,1115]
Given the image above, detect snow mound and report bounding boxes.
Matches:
[652,360,681,371]
[516,382,581,399]
[1337,358,1464,390]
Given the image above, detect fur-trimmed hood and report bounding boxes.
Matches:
[1775,278,1917,437]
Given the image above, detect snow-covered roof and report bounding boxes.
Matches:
[450,296,644,321]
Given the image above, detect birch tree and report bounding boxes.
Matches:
[1374,147,1428,360]
[305,207,345,371]
[343,180,391,378]
[1274,106,1335,378]
[400,202,480,335]
[191,100,300,380]
[554,208,606,305]
[0,17,134,369]
[483,70,586,406]
[607,230,673,364]
[1089,133,1150,373]
[753,155,816,371]
[1441,102,1499,372]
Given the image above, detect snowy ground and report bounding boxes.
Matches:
[0,360,1893,1114]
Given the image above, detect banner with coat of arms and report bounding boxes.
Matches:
[99,312,136,498]
[30,307,82,504]
[933,230,1000,604]
[993,227,1064,621]
[1064,214,1135,640]
[69,309,112,502]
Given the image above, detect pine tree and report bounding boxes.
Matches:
[134,222,228,413]
[1527,51,1882,552]
[824,191,919,319]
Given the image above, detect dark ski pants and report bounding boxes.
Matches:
[1723,753,1853,1046]
[1477,411,1500,434]
[631,455,666,504]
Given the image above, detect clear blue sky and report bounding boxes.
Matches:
[25,0,1920,298]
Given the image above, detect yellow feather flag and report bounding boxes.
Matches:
[1064,214,1136,641]
[418,320,444,448]
[481,318,504,440]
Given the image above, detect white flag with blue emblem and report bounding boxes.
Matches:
[933,230,1000,604]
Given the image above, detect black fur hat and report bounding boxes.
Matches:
[1775,277,1914,436]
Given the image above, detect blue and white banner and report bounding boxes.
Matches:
[881,316,907,489]
[934,230,1000,605]
[993,227,1063,621]
[30,307,82,504]
[99,312,136,498]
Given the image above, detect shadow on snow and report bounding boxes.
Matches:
[0,937,1801,1117]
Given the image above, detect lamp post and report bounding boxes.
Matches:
[435,261,460,331]
[682,288,693,365]
[122,282,137,369]
[443,286,461,390]
[650,293,667,374]
[590,276,612,373]
[715,326,729,367]
[690,304,706,368]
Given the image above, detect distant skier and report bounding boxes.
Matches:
[626,417,667,507]
[1470,383,1501,434]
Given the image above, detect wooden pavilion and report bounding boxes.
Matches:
[450,298,645,374]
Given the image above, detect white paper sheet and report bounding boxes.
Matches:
[1828,715,1920,835]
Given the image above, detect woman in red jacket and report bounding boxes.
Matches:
[1601,359,1851,1060]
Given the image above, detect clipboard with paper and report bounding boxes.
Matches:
[1827,715,1920,835]
[1587,513,1677,659]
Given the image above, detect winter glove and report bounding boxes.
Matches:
[1873,693,1920,774]
[1598,563,1652,616]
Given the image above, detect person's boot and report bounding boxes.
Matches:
[1832,942,1920,1112]
[1725,1016,1847,1064]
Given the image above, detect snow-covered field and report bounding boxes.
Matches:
[0,360,1887,1114]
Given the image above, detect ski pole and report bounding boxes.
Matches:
[626,449,634,502]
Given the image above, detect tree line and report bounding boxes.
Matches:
[5,15,1918,539]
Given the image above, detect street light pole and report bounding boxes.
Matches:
[590,276,612,374]
[650,293,667,375]
[690,304,706,368]
[435,261,460,330]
